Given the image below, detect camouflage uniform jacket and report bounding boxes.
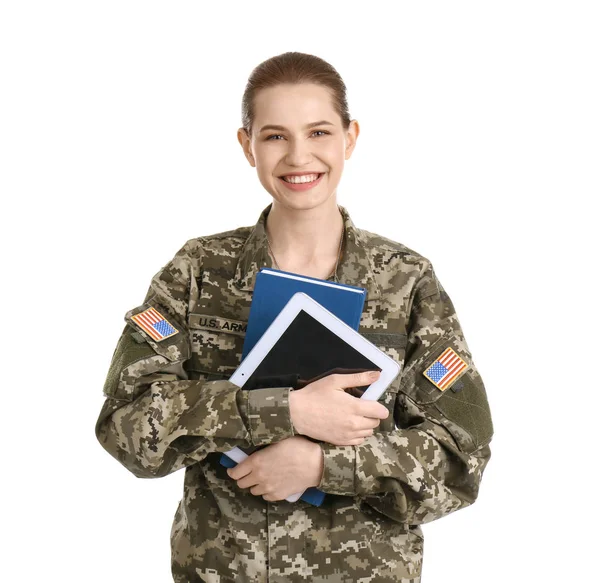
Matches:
[96,203,493,583]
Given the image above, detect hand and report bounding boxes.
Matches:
[289,370,389,446]
[226,436,323,502]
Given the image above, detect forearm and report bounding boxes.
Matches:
[317,422,491,525]
[96,379,295,479]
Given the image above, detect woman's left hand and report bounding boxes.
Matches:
[227,435,324,501]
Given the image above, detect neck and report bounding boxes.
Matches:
[265,199,344,267]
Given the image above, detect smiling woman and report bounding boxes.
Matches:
[236,72,360,282]
[96,51,493,583]
[236,81,358,278]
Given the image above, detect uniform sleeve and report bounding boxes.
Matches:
[95,244,296,479]
[316,261,494,526]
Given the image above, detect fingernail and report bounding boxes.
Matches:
[369,370,380,379]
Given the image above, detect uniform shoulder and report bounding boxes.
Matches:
[359,227,432,267]
[145,224,252,298]
[359,228,442,302]
[199,224,254,243]
[159,224,253,282]
[174,224,253,257]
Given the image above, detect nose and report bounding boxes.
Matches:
[284,137,313,166]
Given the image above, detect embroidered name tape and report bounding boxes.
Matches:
[423,346,468,391]
[131,306,179,342]
[189,313,247,337]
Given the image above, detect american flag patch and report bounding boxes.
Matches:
[130,306,179,342]
[423,346,468,391]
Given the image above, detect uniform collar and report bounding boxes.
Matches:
[234,203,381,301]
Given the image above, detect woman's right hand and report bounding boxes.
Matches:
[289,371,390,446]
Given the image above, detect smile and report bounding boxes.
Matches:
[278,173,325,191]
[281,173,321,184]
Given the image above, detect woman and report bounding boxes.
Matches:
[96,51,493,583]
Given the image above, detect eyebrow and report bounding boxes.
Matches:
[259,120,335,133]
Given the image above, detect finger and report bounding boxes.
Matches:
[250,484,267,496]
[368,417,382,429]
[227,465,252,481]
[356,428,374,438]
[236,475,260,490]
[332,435,368,446]
[344,386,367,399]
[359,402,390,420]
[329,370,381,390]
[353,416,382,430]
[345,437,367,446]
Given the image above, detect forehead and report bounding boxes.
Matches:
[253,83,339,129]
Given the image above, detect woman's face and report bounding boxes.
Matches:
[238,83,359,213]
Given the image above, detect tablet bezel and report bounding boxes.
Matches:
[230,292,400,401]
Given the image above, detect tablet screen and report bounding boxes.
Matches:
[243,309,381,389]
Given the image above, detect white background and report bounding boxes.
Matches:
[2,1,598,581]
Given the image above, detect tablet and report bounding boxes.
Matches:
[222,292,401,503]
[231,291,401,399]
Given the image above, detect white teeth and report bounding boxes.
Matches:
[282,173,320,184]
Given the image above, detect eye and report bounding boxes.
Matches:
[266,130,330,141]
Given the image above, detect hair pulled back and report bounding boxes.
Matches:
[241,51,351,137]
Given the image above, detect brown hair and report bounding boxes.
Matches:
[241,51,352,137]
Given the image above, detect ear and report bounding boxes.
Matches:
[344,119,360,160]
[237,127,256,167]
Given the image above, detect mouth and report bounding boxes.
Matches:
[278,172,324,184]
[277,172,325,192]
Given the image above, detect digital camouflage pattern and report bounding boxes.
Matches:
[96,203,493,582]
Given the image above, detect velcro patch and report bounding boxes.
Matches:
[423,346,468,391]
[130,306,179,342]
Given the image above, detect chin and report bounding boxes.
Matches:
[268,184,338,212]
[272,193,336,213]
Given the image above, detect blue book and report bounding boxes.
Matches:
[241,268,367,360]
[223,268,367,507]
